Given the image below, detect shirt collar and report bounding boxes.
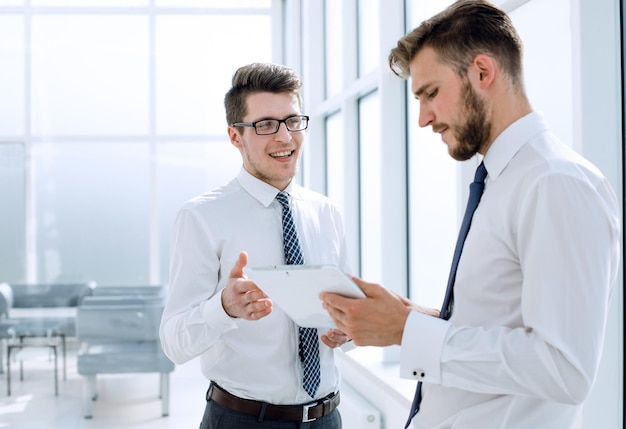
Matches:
[236,167,300,207]
[483,111,549,181]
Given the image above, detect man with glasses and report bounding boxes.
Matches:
[160,62,349,429]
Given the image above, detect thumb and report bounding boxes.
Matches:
[229,251,248,279]
[350,275,376,297]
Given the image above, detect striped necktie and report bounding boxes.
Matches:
[275,192,321,398]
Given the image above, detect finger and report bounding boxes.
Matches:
[244,289,267,303]
[320,291,351,311]
[324,306,348,333]
[320,334,340,349]
[349,275,377,296]
[229,251,248,279]
[247,299,273,320]
[328,330,349,345]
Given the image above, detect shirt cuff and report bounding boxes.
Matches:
[202,289,239,332]
[399,310,450,384]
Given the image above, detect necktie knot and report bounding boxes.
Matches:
[474,161,487,184]
[275,191,290,208]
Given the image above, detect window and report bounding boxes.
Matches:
[0,2,274,284]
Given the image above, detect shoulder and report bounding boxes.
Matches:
[509,134,618,217]
[179,178,247,214]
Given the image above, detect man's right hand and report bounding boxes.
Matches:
[221,251,273,320]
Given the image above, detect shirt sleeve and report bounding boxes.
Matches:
[159,207,238,365]
[400,311,450,383]
[400,170,620,405]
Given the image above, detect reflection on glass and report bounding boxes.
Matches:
[0,143,26,282]
[359,91,382,282]
[357,0,379,76]
[0,16,24,136]
[325,112,344,215]
[31,15,150,135]
[33,142,151,284]
[156,140,241,284]
[324,0,343,99]
[155,15,271,135]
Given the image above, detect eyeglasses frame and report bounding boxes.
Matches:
[231,115,310,135]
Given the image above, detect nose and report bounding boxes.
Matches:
[418,101,434,128]
[275,121,292,141]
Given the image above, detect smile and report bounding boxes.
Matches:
[269,150,294,158]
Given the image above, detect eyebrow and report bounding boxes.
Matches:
[413,83,433,99]
[250,113,300,122]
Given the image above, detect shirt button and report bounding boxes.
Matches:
[412,369,425,379]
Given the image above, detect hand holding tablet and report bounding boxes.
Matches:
[244,265,365,328]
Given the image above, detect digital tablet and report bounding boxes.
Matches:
[244,265,365,328]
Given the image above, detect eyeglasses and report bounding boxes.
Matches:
[231,115,309,135]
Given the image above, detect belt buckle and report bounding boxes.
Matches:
[301,402,316,423]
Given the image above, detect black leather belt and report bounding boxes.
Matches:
[207,382,340,422]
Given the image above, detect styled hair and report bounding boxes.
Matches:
[388,0,524,87]
[224,62,303,125]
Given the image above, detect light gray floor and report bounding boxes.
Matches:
[0,340,208,429]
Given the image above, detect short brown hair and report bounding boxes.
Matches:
[388,0,524,87]
[224,63,303,126]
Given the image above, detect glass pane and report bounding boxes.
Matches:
[33,142,151,284]
[510,0,573,147]
[0,143,26,283]
[359,91,382,282]
[325,111,344,216]
[407,108,457,308]
[31,0,148,6]
[407,0,458,308]
[157,140,241,284]
[407,0,453,26]
[324,0,343,99]
[0,15,24,136]
[155,15,272,135]
[30,15,150,136]
[358,0,379,76]
[156,0,270,7]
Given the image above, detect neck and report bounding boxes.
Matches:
[481,87,532,155]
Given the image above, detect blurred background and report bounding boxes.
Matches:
[0,0,622,428]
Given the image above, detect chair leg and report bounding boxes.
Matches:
[52,345,58,396]
[83,375,96,418]
[160,372,170,417]
[0,339,5,374]
[6,346,12,396]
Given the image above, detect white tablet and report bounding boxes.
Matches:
[244,265,365,328]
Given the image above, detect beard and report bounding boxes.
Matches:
[449,81,491,161]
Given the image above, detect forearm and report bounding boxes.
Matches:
[160,291,237,364]
[401,312,597,404]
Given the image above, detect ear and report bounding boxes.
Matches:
[228,125,243,149]
[470,54,496,89]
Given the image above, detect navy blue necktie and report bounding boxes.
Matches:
[275,192,321,398]
[405,161,488,428]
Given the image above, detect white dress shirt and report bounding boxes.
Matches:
[160,167,350,405]
[401,112,621,428]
